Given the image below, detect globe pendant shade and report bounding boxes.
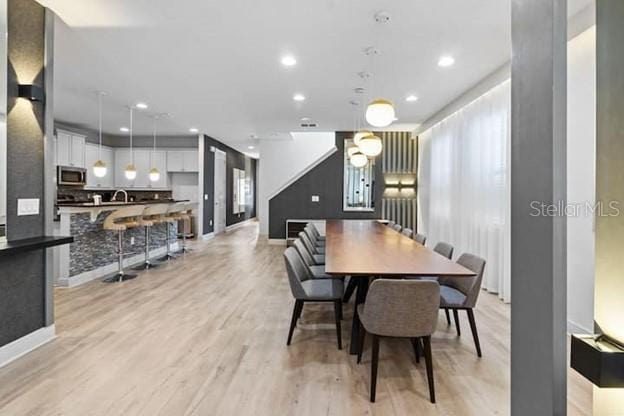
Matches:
[358,135,383,157]
[366,98,395,127]
[149,168,160,182]
[350,152,368,168]
[347,145,360,158]
[353,130,373,146]
[93,160,107,178]
[125,164,137,180]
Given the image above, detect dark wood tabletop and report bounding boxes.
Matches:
[324,220,476,277]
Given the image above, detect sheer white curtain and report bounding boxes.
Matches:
[418,80,511,302]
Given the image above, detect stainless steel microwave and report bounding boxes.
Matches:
[57,166,87,186]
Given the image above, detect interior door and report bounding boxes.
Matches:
[214,150,227,234]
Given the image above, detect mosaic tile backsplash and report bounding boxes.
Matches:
[69,212,177,276]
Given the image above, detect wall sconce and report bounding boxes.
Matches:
[571,333,624,387]
[18,84,45,102]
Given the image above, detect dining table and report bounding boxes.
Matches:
[324,219,476,354]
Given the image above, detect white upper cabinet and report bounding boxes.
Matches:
[167,150,198,172]
[56,130,86,168]
[84,143,114,189]
[148,151,168,189]
[114,148,169,189]
[114,148,133,188]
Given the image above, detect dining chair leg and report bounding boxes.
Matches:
[334,300,342,350]
[343,278,357,303]
[452,309,461,336]
[370,335,380,403]
[466,309,482,357]
[357,325,366,364]
[349,278,370,355]
[411,338,420,364]
[287,300,303,346]
[337,300,343,321]
[444,308,451,325]
[423,336,436,403]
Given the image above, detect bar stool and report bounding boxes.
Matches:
[176,202,195,254]
[158,202,185,261]
[102,205,145,282]
[133,203,170,270]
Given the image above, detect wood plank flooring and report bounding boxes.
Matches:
[0,221,592,415]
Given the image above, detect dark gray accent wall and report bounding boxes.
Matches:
[1,0,48,347]
[268,132,383,239]
[510,0,567,414]
[202,135,257,234]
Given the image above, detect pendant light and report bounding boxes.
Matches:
[149,115,160,182]
[124,106,137,181]
[364,15,396,128]
[350,152,368,168]
[358,134,383,157]
[347,145,360,158]
[93,92,107,178]
[354,130,373,146]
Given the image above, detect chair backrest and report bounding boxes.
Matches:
[433,241,454,259]
[303,226,318,243]
[103,205,146,229]
[387,220,395,227]
[298,231,317,254]
[401,228,413,238]
[392,224,402,232]
[283,247,309,299]
[414,233,427,245]
[167,202,187,214]
[308,222,322,239]
[183,202,196,214]
[293,238,315,268]
[444,253,486,308]
[361,279,440,338]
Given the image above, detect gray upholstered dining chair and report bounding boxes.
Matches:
[387,220,395,227]
[416,242,455,283]
[303,227,326,253]
[293,238,333,279]
[356,279,440,403]
[391,224,402,232]
[284,247,344,349]
[401,228,413,238]
[414,233,427,245]
[438,253,486,357]
[299,232,326,263]
[308,223,325,242]
[304,224,325,245]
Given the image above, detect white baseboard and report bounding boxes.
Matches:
[268,238,286,245]
[56,243,179,288]
[202,232,215,240]
[226,217,257,232]
[0,325,56,369]
[567,319,593,335]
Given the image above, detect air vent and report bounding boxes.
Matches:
[300,122,318,128]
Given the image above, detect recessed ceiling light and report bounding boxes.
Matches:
[248,146,255,150]
[135,102,148,109]
[120,127,129,132]
[406,95,418,102]
[293,93,305,102]
[281,55,297,67]
[189,128,199,133]
[438,55,455,67]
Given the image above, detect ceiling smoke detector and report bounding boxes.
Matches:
[374,11,391,24]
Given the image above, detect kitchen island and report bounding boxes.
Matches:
[55,200,191,287]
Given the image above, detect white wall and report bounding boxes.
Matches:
[566,26,596,334]
[258,132,336,236]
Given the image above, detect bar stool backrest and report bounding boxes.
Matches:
[103,205,146,230]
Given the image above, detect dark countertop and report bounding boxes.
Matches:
[0,236,74,257]
[57,199,190,208]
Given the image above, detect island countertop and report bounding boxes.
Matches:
[57,199,190,208]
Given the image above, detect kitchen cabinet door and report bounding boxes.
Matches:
[132,150,151,188]
[56,132,72,167]
[167,151,185,172]
[85,144,114,189]
[114,149,133,188]
[183,150,199,172]
[70,135,86,168]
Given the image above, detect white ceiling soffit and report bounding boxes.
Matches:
[42,0,513,154]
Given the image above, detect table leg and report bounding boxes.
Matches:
[349,277,370,355]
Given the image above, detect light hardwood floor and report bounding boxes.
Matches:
[0,222,592,415]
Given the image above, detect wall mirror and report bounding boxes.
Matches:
[343,138,375,212]
[0,0,7,241]
[233,168,246,214]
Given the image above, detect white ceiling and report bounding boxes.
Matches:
[40,0,517,153]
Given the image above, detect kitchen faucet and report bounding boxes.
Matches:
[111,189,128,203]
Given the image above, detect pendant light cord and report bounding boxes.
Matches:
[98,92,103,160]
[129,106,134,164]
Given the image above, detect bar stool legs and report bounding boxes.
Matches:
[158,221,178,261]
[175,216,192,254]
[104,229,138,283]
[133,224,161,270]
